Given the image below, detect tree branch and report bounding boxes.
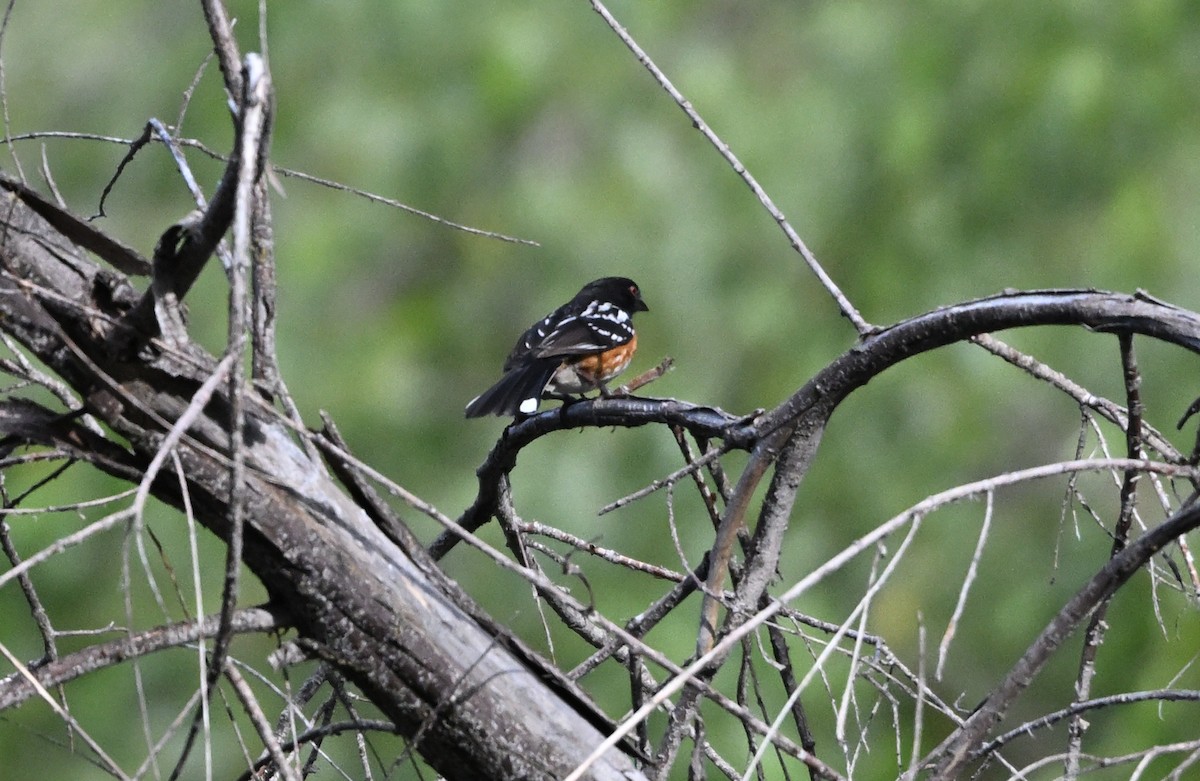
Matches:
[926,498,1200,777]
[0,607,282,710]
[0,74,647,781]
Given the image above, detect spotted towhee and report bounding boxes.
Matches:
[464,276,649,417]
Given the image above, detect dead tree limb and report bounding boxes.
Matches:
[0,53,647,781]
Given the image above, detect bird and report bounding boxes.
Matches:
[464,277,649,418]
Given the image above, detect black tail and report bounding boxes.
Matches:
[464,360,558,418]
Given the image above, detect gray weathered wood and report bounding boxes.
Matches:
[0,178,646,780]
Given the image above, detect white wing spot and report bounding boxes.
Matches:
[519,397,540,414]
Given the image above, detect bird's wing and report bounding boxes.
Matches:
[531,302,635,358]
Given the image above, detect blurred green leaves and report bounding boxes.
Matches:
[1,0,1199,777]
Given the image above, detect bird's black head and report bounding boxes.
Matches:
[578,276,649,313]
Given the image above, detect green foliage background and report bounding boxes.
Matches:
[2,1,1199,778]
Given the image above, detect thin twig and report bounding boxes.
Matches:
[225,660,303,781]
[981,689,1200,758]
[0,640,130,779]
[234,719,400,781]
[972,333,1184,463]
[0,508,133,594]
[0,506,59,665]
[175,51,214,139]
[0,0,24,184]
[201,0,243,106]
[598,442,728,515]
[273,165,539,245]
[765,622,818,781]
[37,144,66,207]
[1067,332,1145,778]
[516,520,687,581]
[617,356,675,394]
[2,128,541,244]
[586,0,869,334]
[205,53,273,774]
[935,490,994,680]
